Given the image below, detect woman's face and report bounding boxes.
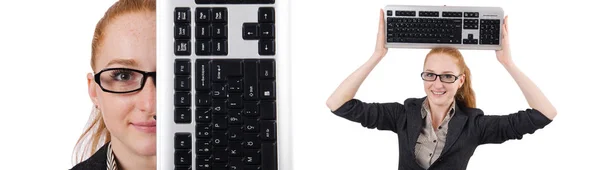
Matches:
[87,11,156,156]
[423,53,464,107]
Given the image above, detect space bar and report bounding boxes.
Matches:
[262,142,277,170]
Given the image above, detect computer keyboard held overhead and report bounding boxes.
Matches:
[384,5,504,50]
[158,0,290,170]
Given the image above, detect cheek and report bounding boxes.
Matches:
[98,93,135,132]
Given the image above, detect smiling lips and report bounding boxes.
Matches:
[131,121,156,133]
[432,90,446,96]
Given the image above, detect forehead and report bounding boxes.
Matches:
[423,53,460,73]
[94,11,156,72]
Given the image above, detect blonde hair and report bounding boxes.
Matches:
[73,0,155,164]
[425,47,476,108]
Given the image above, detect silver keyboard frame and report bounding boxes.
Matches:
[384,5,504,50]
[157,0,292,169]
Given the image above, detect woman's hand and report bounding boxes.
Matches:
[373,9,388,58]
[495,16,513,66]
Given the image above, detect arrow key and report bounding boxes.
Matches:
[243,23,259,40]
[259,23,274,38]
[258,39,275,55]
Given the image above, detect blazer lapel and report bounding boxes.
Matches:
[406,97,425,155]
[439,105,467,157]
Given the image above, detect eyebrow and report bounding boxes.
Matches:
[106,59,139,68]
[425,69,456,74]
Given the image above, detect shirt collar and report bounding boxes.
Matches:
[421,98,456,119]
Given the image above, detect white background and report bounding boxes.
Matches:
[0,0,598,169]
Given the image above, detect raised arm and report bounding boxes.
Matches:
[477,16,555,144]
[326,9,388,111]
[495,16,557,120]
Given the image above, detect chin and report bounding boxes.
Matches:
[428,93,453,106]
[130,136,156,156]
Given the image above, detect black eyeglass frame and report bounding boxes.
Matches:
[420,72,461,83]
[94,68,156,94]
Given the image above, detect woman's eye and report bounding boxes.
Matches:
[111,71,134,81]
[426,73,435,77]
[442,75,454,79]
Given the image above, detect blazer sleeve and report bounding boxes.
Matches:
[476,108,552,144]
[331,99,405,133]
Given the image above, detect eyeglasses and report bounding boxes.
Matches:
[421,72,460,83]
[94,68,156,93]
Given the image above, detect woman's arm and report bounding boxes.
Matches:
[496,16,557,120]
[326,9,388,111]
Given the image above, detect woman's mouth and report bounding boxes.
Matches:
[131,121,156,133]
[432,90,446,96]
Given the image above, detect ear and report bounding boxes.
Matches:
[459,74,465,88]
[88,73,99,107]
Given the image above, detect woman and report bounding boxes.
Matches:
[326,9,556,170]
[71,0,156,170]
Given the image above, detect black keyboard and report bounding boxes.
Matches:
[385,5,504,50]
[158,0,287,169]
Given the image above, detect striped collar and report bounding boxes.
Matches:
[106,142,118,170]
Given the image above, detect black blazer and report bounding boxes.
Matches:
[70,143,108,170]
[332,97,552,170]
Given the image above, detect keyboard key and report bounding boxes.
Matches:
[197,92,211,106]
[174,76,191,91]
[213,163,228,170]
[174,40,191,56]
[260,0,275,4]
[211,60,242,82]
[229,156,243,170]
[212,8,227,23]
[196,8,211,23]
[196,24,211,39]
[212,39,228,55]
[212,83,227,98]
[243,102,259,117]
[213,115,228,130]
[175,150,192,165]
[260,101,276,120]
[261,142,277,170]
[174,59,191,75]
[259,59,275,79]
[258,7,275,23]
[212,100,227,115]
[259,80,275,99]
[174,92,191,106]
[196,156,211,170]
[259,23,274,38]
[243,118,259,133]
[175,108,192,123]
[175,133,192,149]
[196,140,212,155]
[228,126,243,141]
[212,23,228,38]
[196,60,211,91]
[228,94,243,109]
[175,166,191,170]
[260,121,276,141]
[258,39,275,55]
[213,147,228,162]
[228,110,243,125]
[174,8,191,23]
[196,123,212,138]
[196,107,212,123]
[243,23,259,40]
[243,149,261,164]
[174,23,191,39]
[213,131,228,146]
[196,39,212,55]
[228,78,243,93]
[243,60,259,100]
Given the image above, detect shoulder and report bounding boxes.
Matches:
[70,143,109,170]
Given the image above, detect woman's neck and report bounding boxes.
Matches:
[110,138,156,170]
[427,98,453,118]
